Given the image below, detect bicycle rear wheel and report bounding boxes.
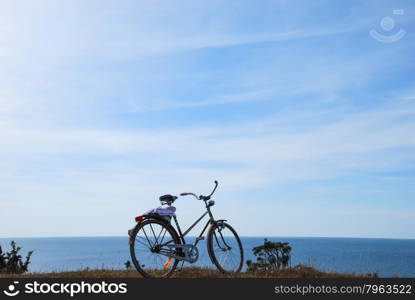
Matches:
[207,221,243,274]
[130,218,181,278]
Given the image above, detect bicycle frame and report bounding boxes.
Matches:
[172,207,212,246]
[158,197,213,245]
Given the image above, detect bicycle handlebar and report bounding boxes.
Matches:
[180,180,219,201]
[179,192,199,199]
[209,180,218,197]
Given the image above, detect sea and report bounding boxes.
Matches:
[1,237,414,277]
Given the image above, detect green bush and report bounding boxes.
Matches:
[124,260,132,270]
[246,239,291,272]
[0,241,33,274]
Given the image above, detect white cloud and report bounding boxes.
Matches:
[1,0,414,237]
[1,100,414,180]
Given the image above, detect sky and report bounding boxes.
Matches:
[1,0,415,238]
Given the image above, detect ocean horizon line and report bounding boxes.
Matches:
[1,235,415,240]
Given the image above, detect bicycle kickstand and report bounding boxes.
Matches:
[175,260,185,273]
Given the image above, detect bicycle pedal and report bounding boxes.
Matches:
[196,237,205,241]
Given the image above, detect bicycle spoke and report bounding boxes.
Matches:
[155,226,163,242]
[141,227,154,248]
[149,223,159,244]
[159,228,168,245]
[135,236,151,248]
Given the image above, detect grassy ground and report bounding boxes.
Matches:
[0,266,377,278]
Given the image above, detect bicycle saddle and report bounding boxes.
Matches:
[159,194,177,205]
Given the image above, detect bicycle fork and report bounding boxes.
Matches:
[213,223,232,251]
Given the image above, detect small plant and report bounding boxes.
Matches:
[124,260,132,270]
[0,241,33,274]
[246,239,291,272]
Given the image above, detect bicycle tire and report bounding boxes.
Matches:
[130,218,181,278]
[207,221,244,274]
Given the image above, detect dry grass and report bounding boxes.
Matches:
[0,265,377,278]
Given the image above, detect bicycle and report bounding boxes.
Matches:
[128,180,244,278]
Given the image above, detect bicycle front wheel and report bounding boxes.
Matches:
[207,221,243,274]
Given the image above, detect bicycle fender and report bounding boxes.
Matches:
[142,213,171,224]
[128,214,175,245]
[214,219,228,223]
[212,219,227,226]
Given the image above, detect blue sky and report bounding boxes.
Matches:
[1,0,415,238]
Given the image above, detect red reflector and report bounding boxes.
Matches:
[135,216,144,222]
